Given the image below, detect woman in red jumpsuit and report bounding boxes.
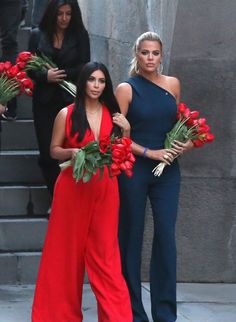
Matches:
[32,62,133,322]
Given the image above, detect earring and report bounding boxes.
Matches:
[134,61,139,74]
[158,62,163,74]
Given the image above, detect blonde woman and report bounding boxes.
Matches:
[116,32,193,322]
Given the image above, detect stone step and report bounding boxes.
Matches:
[0,185,50,217]
[0,252,89,284]
[1,120,37,151]
[0,252,41,284]
[0,150,44,184]
[18,27,31,53]
[17,95,33,120]
[0,218,47,252]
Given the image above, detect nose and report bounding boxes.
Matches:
[93,80,99,88]
[147,53,154,60]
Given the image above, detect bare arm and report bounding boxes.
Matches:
[50,108,79,161]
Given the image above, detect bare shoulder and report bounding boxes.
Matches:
[163,75,180,88]
[115,82,132,115]
[162,75,181,102]
[115,82,132,97]
[56,107,68,120]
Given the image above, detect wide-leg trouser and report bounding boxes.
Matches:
[118,157,181,322]
[32,168,132,322]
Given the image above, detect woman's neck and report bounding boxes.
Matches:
[54,29,65,48]
[85,98,102,114]
[138,71,161,82]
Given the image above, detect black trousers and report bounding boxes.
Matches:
[33,98,64,197]
[0,0,21,116]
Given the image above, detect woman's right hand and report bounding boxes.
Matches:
[146,148,178,165]
[47,68,67,83]
[71,148,80,165]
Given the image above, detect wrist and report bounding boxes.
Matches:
[122,129,130,137]
[142,147,148,158]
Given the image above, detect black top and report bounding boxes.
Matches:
[28,28,90,105]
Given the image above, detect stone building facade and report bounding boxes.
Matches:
[80,0,236,282]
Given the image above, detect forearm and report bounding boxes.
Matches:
[122,128,130,138]
[131,141,149,157]
[50,146,76,161]
[131,141,175,164]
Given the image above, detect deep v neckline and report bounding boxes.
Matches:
[88,105,104,142]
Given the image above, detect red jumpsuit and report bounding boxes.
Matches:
[32,104,132,322]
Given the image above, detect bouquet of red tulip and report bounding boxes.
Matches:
[0,60,34,105]
[152,102,215,177]
[60,135,136,183]
[16,51,76,97]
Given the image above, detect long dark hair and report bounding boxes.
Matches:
[39,0,86,43]
[71,62,121,142]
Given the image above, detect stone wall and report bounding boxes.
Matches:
[79,0,179,85]
[78,0,236,282]
[169,0,236,282]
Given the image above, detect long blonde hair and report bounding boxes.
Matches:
[129,31,163,77]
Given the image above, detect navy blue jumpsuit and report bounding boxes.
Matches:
[118,75,181,322]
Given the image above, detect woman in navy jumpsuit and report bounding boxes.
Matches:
[116,32,193,322]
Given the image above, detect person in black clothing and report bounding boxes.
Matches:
[0,104,7,148]
[28,0,90,198]
[0,0,21,120]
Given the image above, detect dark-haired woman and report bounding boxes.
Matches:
[28,0,90,197]
[32,62,133,322]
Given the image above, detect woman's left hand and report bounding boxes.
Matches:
[112,113,131,136]
[171,139,194,157]
[0,104,7,115]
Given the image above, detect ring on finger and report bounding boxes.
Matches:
[163,154,169,160]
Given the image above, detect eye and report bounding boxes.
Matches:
[140,50,149,55]
[88,76,95,82]
[153,51,160,56]
[98,79,106,84]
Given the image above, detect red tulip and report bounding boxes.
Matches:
[21,77,34,89]
[121,137,132,145]
[16,71,27,79]
[178,102,187,113]
[99,136,110,153]
[205,133,215,142]
[192,138,205,147]
[198,124,210,134]
[190,111,200,119]
[6,65,19,78]
[198,118,206,125]
[4,61,12,70]
[124,160,133,170]
[16,60,26,69]
[0,62,5,73]
[17,51,32,62]
[120,163,127,171]
[110,163,121,176]
[124,169,133,177]
[183,108,191,118]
